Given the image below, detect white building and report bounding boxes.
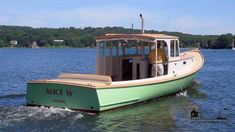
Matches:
[9,40,17,45]
[53,40,64,43]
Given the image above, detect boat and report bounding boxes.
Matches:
[26,15,204,112]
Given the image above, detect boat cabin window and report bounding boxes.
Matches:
[106,41,111,56]
[98,41,119,56]
[98,41,105,57]
[112,41,118,56]
[145,46,151,55]
[96,39,169,81]
[175,40,179,56]
[170,40,180,57]
[122,40,144,56]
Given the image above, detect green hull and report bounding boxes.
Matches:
[26,73,196,112]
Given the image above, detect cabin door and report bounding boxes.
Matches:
[151,40,169,76]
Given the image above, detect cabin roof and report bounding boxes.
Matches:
[96,33,179,41]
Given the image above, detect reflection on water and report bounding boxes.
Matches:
[94,99,178,131]
[93,81,204,131]
[187,81,208,99]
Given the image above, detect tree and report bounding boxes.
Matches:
[38,40,49,47]
[0,40,5,47]
[215,34,233,49]
[0,25,233,49]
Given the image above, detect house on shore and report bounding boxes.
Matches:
[9,40,17,48]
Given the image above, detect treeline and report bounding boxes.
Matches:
[0,25,234,48]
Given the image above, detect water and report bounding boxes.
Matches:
[0,48,235,131]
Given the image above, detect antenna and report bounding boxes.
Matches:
[140,14,144,34]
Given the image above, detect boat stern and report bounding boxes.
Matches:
[26,81,100,112]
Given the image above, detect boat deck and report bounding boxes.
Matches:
[28,49,204,89]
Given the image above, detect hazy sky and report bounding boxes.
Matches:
[0,0,234,35]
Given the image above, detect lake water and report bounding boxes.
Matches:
[0,48,235,131]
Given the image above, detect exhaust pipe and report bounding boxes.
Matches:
[140,14,144,34]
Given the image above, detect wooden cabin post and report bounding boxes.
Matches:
[117,41,122,81]
[155,40,158,77]
[110,41,113,76]
[104,40,107,75]
[96,40,99,74]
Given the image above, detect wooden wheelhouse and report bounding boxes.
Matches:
[96,33,186,82]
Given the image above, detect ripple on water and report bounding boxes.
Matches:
[0,106,84,131]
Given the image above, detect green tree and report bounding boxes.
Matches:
[38,40,49,47]
[0,40,5,47]
[215,34,233,49]
[0,25,233,49]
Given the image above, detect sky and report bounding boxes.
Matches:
[0,0,234,35]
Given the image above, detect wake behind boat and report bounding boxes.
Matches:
[26,15,204,112]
